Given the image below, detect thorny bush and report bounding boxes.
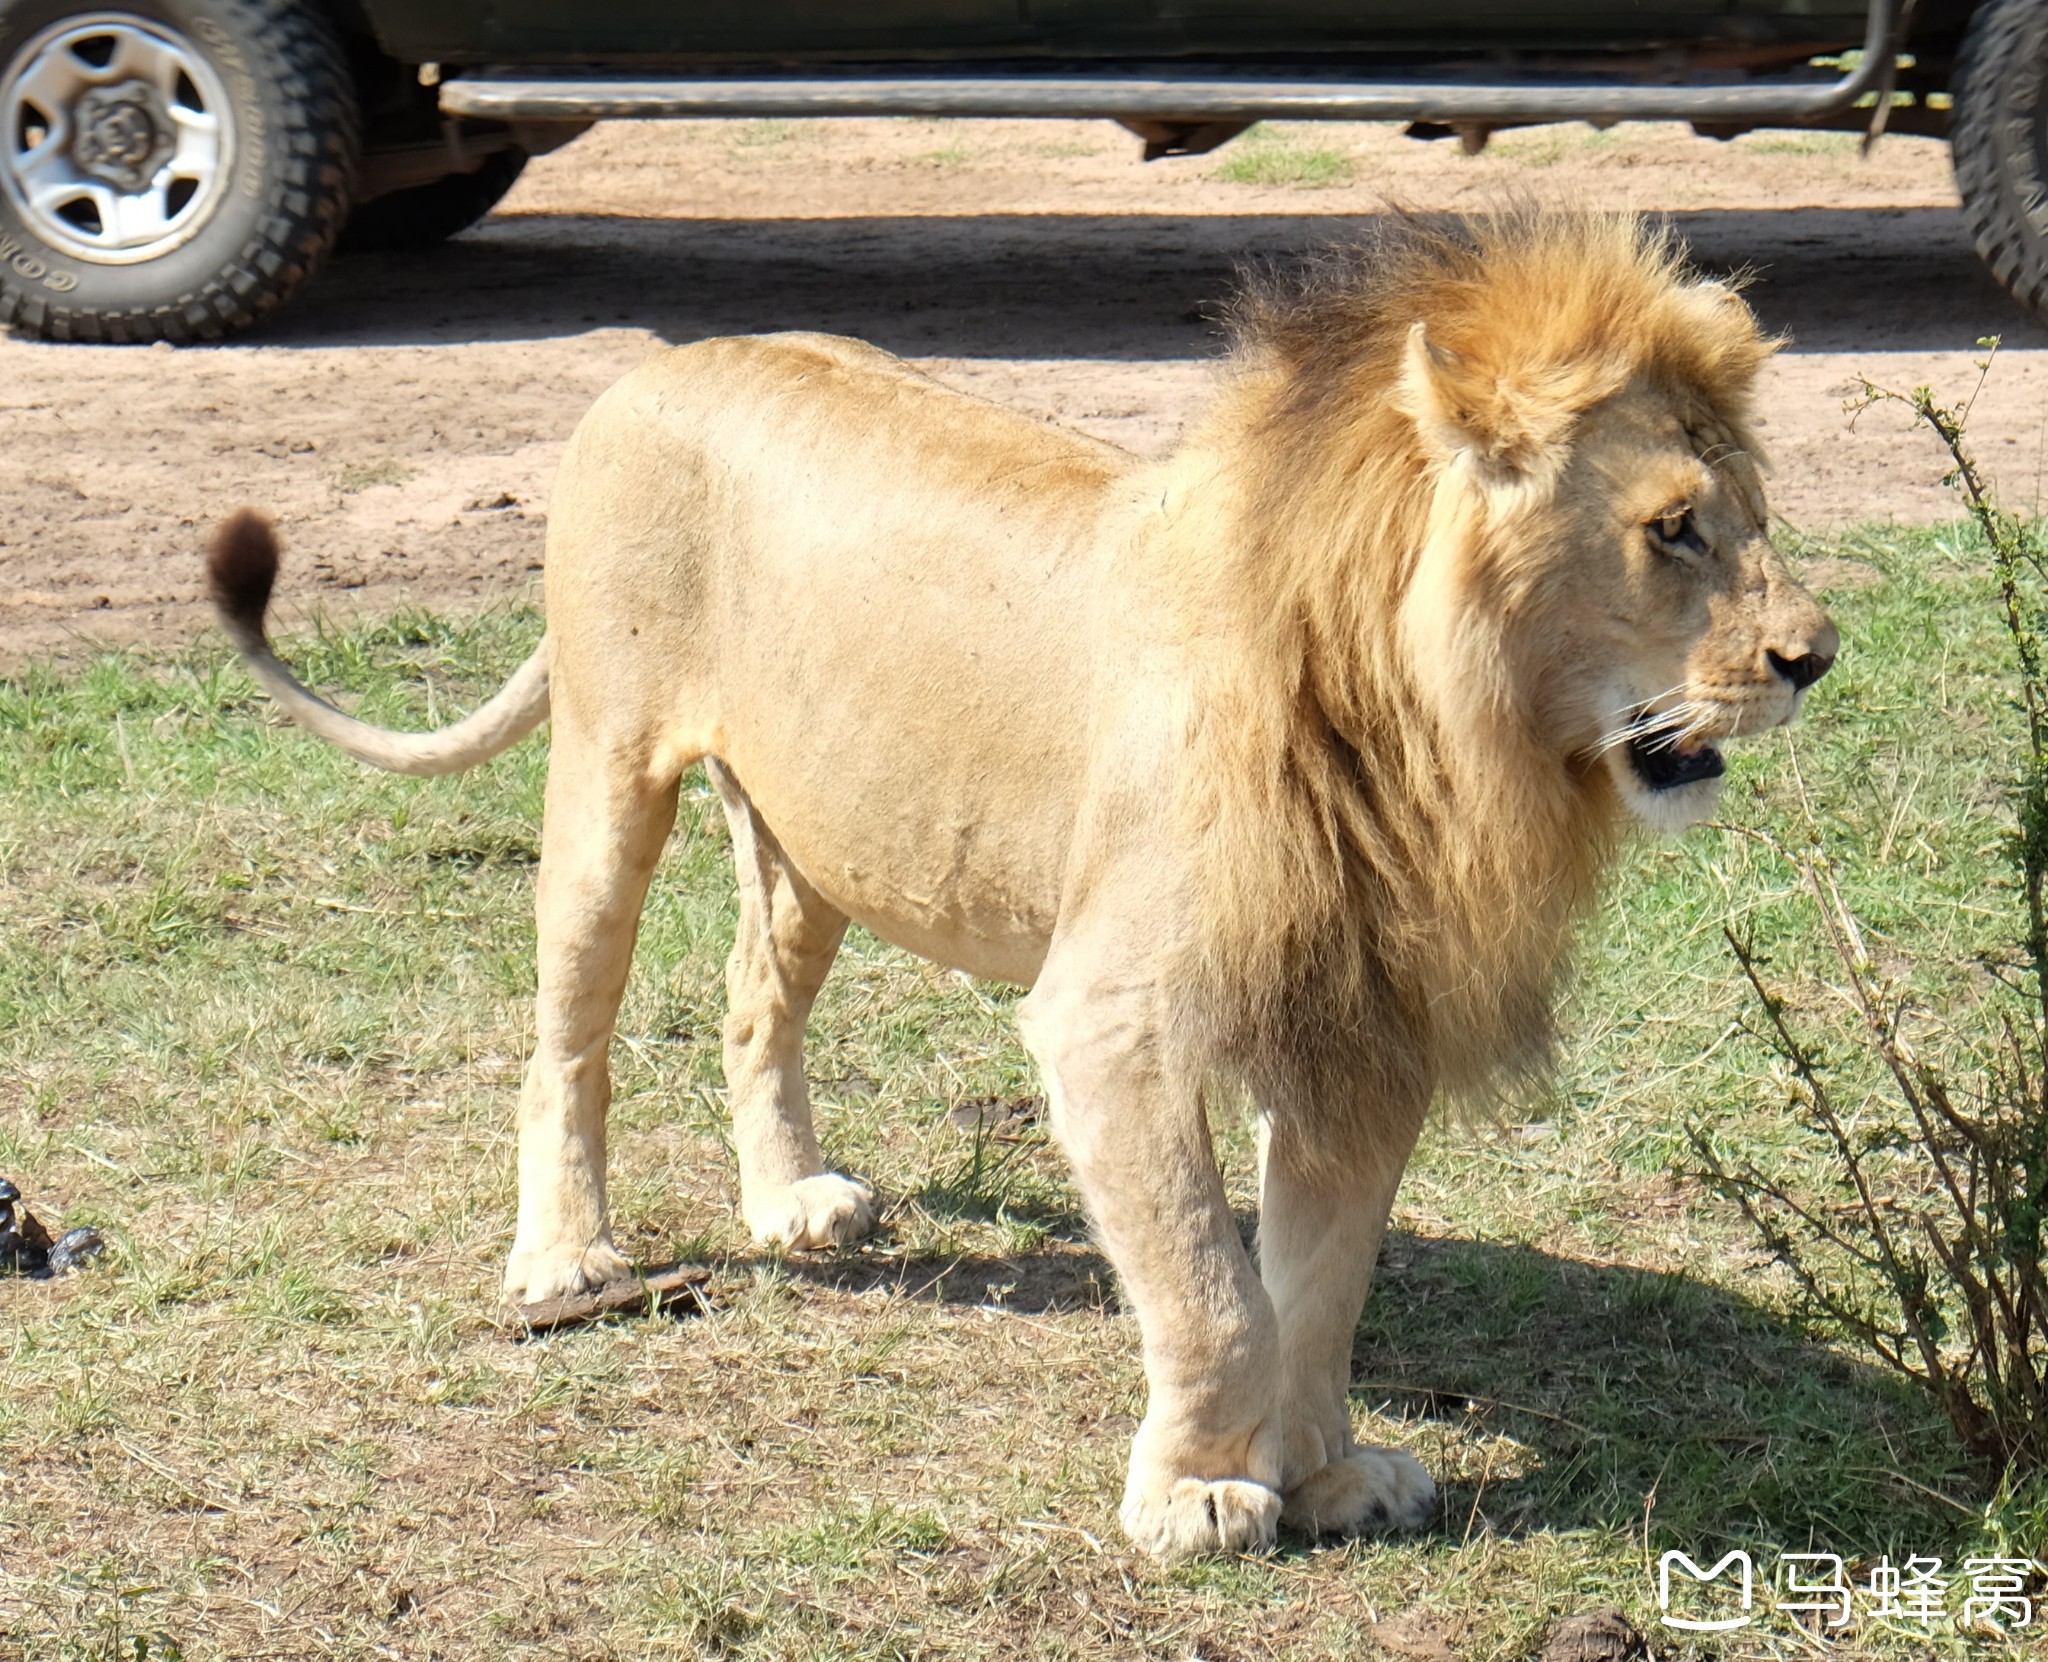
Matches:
[1693,343,2048,1476]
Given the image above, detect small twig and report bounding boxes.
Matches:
[1460,1437,1498,1550]
[1012,1517,1106,1553]
[312,895,477,922]
[1850,1464,1981,1518]
[1347,1382,1601,1439]
[113,710,137,791]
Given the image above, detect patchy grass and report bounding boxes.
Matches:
[1212,124,1357,189]
[730,119,800,151]
[331,459,419,495]
[0,527,2041,1658]
[1733,130,1864,156]
[1487,125,1624,168]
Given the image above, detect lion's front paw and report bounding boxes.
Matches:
[744,1172,876,1250]
[1121,1475,1282,1559]
[502,1237,634,1307]
[1281,1445,1436,1537]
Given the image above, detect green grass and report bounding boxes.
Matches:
[1212,124,1357,189]
[0,529,2042,1657]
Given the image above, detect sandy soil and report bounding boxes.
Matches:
[3,115,2044,668]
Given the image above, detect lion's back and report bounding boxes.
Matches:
[546,331,1138,985]
[610,330,1130,495]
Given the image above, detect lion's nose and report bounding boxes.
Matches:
[1768,648,1834,691]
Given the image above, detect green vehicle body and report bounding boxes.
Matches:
[0,0,2029,342]
[356,0,1893,67]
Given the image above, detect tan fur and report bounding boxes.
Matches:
[216,210,1834,1560]
[1162,212,1801,1161]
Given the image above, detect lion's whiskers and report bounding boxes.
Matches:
[1698,441,1752,474]
[1590,684,1704,757]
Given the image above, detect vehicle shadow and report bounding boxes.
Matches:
[257,203,2048,356]
[778,1224,1975,1553]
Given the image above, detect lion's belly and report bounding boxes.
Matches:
[650,332,1119,987]
[742,785,1068,986]
[710,520,1094,987]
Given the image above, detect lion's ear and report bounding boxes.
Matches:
[1396,322,1474,461]
[1671,278,1780,399]
[1397,320,1618,480]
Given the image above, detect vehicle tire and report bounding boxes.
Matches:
[1954,0,2048,316]
[0,0,358,343]
[339,146,525,253]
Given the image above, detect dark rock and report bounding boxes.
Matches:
[47,1227,105,1275]
[0,1178,98,1279]
[0,1223,49,1275]
[1536,1609,1646,1662]
[946,1094,1043,1135]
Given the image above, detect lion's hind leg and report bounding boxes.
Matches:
[708,761,876,1251]
[1257,1103,1437,1538]
[504,714,682,1306]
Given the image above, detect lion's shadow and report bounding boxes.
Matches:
[782,1225,1974,1552]
[1348,1232,1975,1553]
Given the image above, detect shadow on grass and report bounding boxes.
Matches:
[779,1236,1115,1315]
[776,1224,1971,1554]
[1355,1232,1973,1557]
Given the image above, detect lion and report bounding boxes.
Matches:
[207,209,1835,1561]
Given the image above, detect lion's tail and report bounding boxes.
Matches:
[206,509,551,777]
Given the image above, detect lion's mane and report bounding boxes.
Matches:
[1150,210,1776,1156]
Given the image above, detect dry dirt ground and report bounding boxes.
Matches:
[2,115,2044,668]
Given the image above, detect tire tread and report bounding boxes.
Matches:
[1953,0,2048,318]
[0,0,358,343]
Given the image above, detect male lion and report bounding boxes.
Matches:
[208,211,1834,1560]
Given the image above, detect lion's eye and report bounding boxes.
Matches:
[1649,508,1708,558]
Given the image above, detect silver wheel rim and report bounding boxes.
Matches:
[1,13,236,266]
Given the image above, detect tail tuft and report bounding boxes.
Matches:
[207,509,279,635]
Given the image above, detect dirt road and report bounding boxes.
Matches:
[2,116,2041,668]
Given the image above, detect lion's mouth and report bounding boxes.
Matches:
[1625,728,1726,792]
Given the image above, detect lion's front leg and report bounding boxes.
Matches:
[1018,957,1287,1561]
[1256,1103,1437,1538]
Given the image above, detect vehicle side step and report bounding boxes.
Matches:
[441,5,1897,130]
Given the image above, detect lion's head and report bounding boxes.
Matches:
[1388,249,1835,836]
[1176,209,1836,1111]
[1216,209,1833,843]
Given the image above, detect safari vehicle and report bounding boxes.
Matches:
[0,0,2035,342]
